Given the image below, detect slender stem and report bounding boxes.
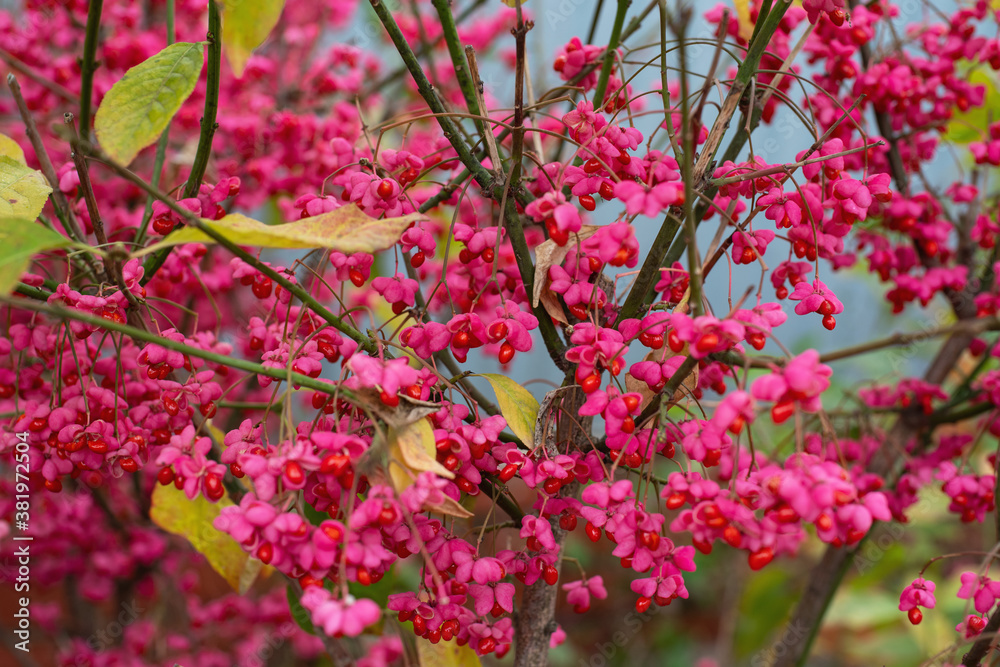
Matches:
[657,0,682,161]
[3,299,357,399]
[617,213,681,323]
[623,1,793,317]
[84,143,380,355]
[674,11,702,317]
[184,1,221,198]
[0,48,76,101]
[79,0,105,138]
[430,0,485,139]
[70,140,108,250]
[7,75,84,243]
[143,0,222,281]
[637,355,697,427]
[368,0,569,368]
[358,0,487,98]
[366,0,506,201]
[502,196,569,371]
[592,0,630,106]
[692,0,791,181]
[136,0,176,247]
[747,0,774,46]
[14,283,51,300]
[710,142,879,187]
[509,2,529,187]
[586,0,606,44]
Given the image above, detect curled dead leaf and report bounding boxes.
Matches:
[532,225,600,323]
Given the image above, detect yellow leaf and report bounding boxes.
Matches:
[733,0,754,42]
[95,42,205,166]
[417,635,482,666]
[220,0,286,78]
[136,208,426,256]
[387,419,454,490]
[0,156,52,222]
[386,420,471,518]
[0,133,26,165]
[476,373,539,447]
[150,483,260,593]
[500,0,527,6]
[0,218,72,296]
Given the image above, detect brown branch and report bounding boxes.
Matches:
[962,612,1000,666]
[6,75,84,242]
[771,320,984,667]
[514,387,588,667]
[0,48,77,101]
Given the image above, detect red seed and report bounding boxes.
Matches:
[771,400,796,424]
[748,547,774,571]
[498,342,515,364]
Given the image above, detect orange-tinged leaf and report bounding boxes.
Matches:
[386,420,471,518]
[150,483,259,593]
[532,226,600,314]
[136,207,425,256]
[733,0,754,41]
[387,419,454,487]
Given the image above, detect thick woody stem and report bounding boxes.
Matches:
[515,387,590,667]
[771,324,981,667]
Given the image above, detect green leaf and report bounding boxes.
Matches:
[945,69,999,144]
[95,42,205,166]
[476,373,539,446]
[286,584,317,635]
[0,219,72,295]
[220,0,286,78]
[150,483,260,593]
[417,636,482,667]
[136,207,426,255]
[0,156,52,223]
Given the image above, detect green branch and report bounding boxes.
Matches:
[137,0,176,247]
[430,0,484,139]
[3,299,357,399]
[79,0,105,137]
[367,0,568,368]
[85,145,379,355]
[143,0,222,280]
[184,1,221,198]
[592,0,630,106]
